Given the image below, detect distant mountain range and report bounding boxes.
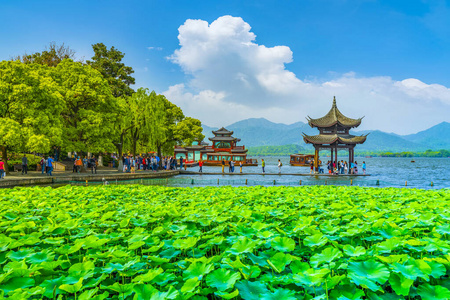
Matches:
[202,119,450,152]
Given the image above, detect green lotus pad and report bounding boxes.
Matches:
[0,185,449,299]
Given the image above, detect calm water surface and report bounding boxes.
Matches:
[178,156,449,189]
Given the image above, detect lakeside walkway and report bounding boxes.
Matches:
[179,170,370,177]
[0,169,179,188]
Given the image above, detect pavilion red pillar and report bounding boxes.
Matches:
[335,143,338,172]
[330,148,333,173]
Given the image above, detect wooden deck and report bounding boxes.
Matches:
[0,170,180,188]
[179,170,370,177]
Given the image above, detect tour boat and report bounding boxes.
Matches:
[289,154,316,166]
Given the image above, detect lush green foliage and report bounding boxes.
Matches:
[0,60,64,171]
[2,43,204,172]
[87,43,135,99]
[0,186,449,299]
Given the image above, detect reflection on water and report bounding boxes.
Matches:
[54,157,449,190]
[178,156,449,189]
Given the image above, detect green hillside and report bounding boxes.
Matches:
[202,118,449,153]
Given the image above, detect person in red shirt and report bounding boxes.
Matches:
[0,158,5,179]
[198,160,203,173]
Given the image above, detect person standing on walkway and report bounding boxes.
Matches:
[199,160,203,173]
[350,161,354,174]
[221,159,225,173]
[344,161,348,174]
[230,160,235,173]
[47,156,54,176]
[310,160,314,174]
[261,159,265,173]
[228,160,232,173]
[75,156,82,173]
[0,158,5,179]
[179,156,184,170]
[362,161,366,175]
[72,155,77,173]
[90,156,97,174]
[240,161,243,173]
[278,159,282,174]
[354,161,358,174]
[22,154,28,175]
[40,156,46,175]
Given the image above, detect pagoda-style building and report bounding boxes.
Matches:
[205,127,257,165]
[173,127,257,166]
[302,97,368,171]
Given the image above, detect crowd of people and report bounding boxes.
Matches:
[308,159,366,175]
[38,156,55,176]
[119,155,181,173]
[9,153,367,177]
[71,155,98,174]
[220,159,244,173]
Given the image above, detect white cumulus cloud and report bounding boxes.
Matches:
[165,15,450,134]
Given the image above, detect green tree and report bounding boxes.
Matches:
[126,89,165,158]
[54,60,117,153]
[86,43,135,98]
[14,42,77,67]
[86,43,135,167]
[155,95,204,161]
[0,61,63,173]
[125,89,204,165]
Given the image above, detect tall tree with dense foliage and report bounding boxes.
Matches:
[87,43,136,166]
[0,61,63,173]
[14,42,77,67]
[127,89,166,158]
[152,94,204,160]
[54,60,117,153]
[86,43,135,98]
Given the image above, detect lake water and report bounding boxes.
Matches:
[174,156,449,189]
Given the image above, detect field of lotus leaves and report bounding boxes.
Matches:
[0,185,450,299]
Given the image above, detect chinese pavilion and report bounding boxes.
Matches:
[302,97,368,171]
[173,127,257,166]
[205,127,257,166]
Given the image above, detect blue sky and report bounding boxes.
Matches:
[1,0,449,134]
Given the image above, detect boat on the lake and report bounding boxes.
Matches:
[289,154,316,166]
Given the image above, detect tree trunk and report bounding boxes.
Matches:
[1,146,8,175]
[157,144,162,169]
[132,128,138,158]
[115,132,124,172]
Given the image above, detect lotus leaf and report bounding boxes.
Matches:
[229,237,258,255]
[267,252,292,272]
[0,185,449,299]
[271,237,296,252]
[235,280,269,300]
[348,260,390,291]
[59,277,83,294]
[417,284,450,300]
[206,268,241,291]
[181,277,200,293]
[343,245,366,257]
[132,268,164,283]
[388,273,414,296]
[304,234,328,248]
[310,247,342,267]
[214,289,239,299]
[183,261,214,280]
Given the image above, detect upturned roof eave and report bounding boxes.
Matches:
[307,119,362,129]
